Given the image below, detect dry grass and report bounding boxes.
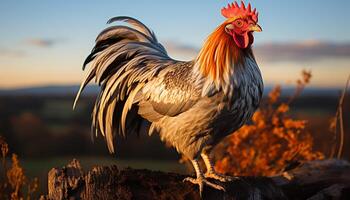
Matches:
[214,70,325,176]
[330,75,350,159]
[0,136,39,200]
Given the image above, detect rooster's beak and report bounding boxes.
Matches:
[250,24,262,32]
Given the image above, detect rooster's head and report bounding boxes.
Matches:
[221,1,262,49]
[196,1,262,85]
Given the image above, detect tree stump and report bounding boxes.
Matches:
[40,159,350,200]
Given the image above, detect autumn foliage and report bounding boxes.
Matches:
[0,136,39,200]
[214,71,325,176]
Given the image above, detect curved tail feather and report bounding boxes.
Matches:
[74,16,174,153]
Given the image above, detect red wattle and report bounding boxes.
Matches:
[233,32,250,49]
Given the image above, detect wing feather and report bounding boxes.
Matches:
[140,62,202,119]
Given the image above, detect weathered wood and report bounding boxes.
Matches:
[40,159,350,200]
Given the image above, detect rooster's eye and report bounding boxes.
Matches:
[235,20,244,28]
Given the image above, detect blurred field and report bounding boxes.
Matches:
[0,94,348,156]
[1,93,347,157]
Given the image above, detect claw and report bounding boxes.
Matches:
[184,176,225,197]
[205,172,238,182]
[186,158,226,197]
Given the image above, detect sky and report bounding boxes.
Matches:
[0,0,349,88]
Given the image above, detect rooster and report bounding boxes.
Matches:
[74,1,263,195]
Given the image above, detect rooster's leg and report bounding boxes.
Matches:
[183,159,225,196]
[201,153,236,182]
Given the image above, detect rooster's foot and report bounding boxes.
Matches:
[183,176,225,196]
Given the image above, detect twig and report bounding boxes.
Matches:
[336,74,350,159]
[287,70,312,105]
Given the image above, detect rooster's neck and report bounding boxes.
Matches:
[195,23,254,89]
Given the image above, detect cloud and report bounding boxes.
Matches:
[0,48,25,57]
[163,41,199,60]
[24,38,63,48]
[254,41,350,62]
[163,40,350,62]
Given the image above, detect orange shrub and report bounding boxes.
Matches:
[0,136,39,200]
[214,70,324,176]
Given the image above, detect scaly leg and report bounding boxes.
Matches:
[183,159,225,197]
[201,153,236,182]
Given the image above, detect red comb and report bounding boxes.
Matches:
[221,1,258,22]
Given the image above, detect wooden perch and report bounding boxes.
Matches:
[40,159,350,200]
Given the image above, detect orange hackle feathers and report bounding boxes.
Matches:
[221,1,258,22]
[196,23,254,85]
[196,23,237,82]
